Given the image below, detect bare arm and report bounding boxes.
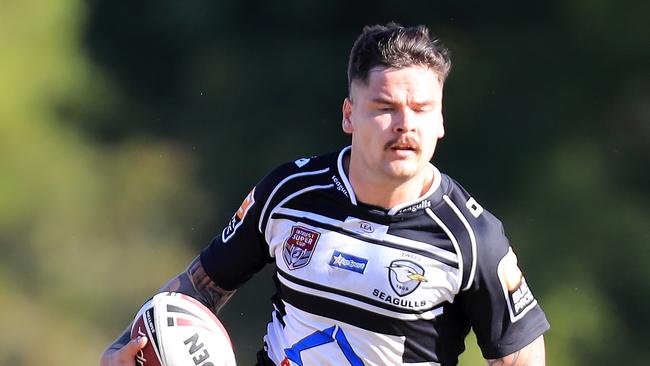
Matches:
[100,255,234,366]
[486,335,545,366]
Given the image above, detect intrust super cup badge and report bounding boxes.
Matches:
[498,247,537,322]
[222,187,255,242]
[283,226,321,270]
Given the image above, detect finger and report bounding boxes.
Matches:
[122,336,148,356]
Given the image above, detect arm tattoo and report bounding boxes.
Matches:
[486,335,545,366]
[162,255,235,315]
[105,256,234,355]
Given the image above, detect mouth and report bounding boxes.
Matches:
[386,139,419,153]
[390,144,416,152]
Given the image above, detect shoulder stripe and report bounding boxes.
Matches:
[443,195,478,291]
[425,208,463,294]
[264,184,334,246]
[258,168,330,234]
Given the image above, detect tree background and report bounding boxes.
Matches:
[1,0,648,365]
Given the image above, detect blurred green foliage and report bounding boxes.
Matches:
[1,0,648,365]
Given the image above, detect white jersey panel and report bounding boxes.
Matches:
[266,302,411,366]
[266,213,461,318]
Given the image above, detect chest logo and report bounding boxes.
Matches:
[329,251,368,274]
[387,260,427,296]
[283,226,321,270]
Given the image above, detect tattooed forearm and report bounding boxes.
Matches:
[102,256,233,364]
[487,335,545,366]
[186,256,235,313]
[160,256,235,315]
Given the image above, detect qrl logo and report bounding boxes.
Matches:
[282,226,321,270]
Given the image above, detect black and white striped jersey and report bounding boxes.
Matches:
[200,146,550,366]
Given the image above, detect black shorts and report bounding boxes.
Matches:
[254,349,275,366]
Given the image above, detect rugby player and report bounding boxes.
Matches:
[101,23,549,366]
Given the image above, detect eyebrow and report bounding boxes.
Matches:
[370,97,394,105]
[370,97,435,107]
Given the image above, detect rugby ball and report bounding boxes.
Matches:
[130,292,236,366]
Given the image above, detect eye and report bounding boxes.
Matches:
[377,105,394,112]
[414,105,434,113]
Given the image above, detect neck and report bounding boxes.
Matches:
[344,156,434,209]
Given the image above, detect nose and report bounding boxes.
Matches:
[392,108,416,134]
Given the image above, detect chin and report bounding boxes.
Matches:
[384,162,420,180]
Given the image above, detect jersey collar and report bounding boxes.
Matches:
[336,146,443,215]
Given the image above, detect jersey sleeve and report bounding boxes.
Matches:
[199,165,290,291]
[459,214,550,359]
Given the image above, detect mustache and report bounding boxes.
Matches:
[384,136,420,151]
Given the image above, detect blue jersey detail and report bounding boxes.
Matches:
[329,251,368,274]
[284,326,364,366]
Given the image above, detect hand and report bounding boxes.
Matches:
[100,336,148,366]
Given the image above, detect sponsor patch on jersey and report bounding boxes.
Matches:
[330,174,349,198]
[221,187,255,242]
[329,251,368,274]
[387,260,427,296]
[283,226,321,270]
[342,217,388,240]
[498,248,537,322]
[397,199,431,214]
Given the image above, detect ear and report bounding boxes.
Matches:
[342,97,354,135]
[438,119,445,139]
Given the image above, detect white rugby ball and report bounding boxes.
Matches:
[130,292,237,366]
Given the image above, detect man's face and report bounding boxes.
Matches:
[343,66,445,183]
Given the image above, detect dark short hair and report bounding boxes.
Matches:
[347,23,451,91]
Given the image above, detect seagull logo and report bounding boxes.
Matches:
[387,260,427,296]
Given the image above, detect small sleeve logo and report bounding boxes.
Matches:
[497,247,537,322]
[221,187,256,243]
[294,157,311,168]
